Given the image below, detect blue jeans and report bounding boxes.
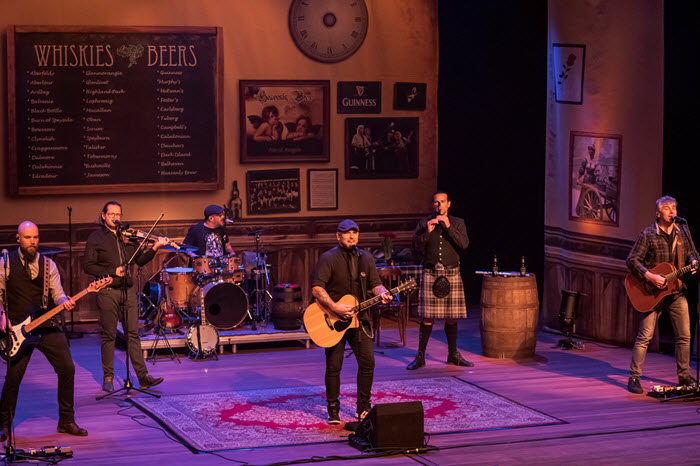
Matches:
[324,322,374,413]
[630,293,691,379]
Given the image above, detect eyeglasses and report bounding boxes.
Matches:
[105,213,122,218]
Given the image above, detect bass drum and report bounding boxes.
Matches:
[190,281,249,330]
[186,323,219,355]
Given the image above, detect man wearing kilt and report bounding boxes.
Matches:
[407,191,473,370]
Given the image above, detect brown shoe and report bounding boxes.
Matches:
[57,421,88,436]
[139,374,164,390]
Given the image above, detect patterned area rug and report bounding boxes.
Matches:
[131,377,563,452]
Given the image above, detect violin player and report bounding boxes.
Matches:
[83,201,166,392]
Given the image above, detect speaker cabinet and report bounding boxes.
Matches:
[353,401,424,450]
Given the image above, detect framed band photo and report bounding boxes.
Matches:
[307,169,338,210]
[569,131,622,226]
[239,80,330,163]
[246,169,301,215]
[345,117,419,179]
[553,43,586,105]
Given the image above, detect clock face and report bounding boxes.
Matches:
[288,0,369,63]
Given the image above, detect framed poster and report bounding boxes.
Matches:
[393,82,426,110]
[239,80,330,163]
[553,43,586,104]
[246,169,301,215]
[307,169,338,210]
[569,131,622,225]
[345,117,418,179]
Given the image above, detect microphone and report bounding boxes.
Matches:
[224,219,234,224]
[2,249,8,266]
[673,216,688,225]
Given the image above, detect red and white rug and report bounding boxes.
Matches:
[131,377,562,452]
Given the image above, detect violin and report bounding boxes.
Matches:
[120,226,180,250]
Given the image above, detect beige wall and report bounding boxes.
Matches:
[0,0,439,226]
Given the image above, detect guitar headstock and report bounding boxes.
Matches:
[88,276,113,292]
[398,277,417,292]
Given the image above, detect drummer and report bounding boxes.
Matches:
[183,204,235,261]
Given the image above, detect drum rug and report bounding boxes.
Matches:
[130,376,563,452]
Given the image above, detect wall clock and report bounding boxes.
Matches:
[288,0,369,63]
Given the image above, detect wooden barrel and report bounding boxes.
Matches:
[480,274,539,359]
[271,283,303,330]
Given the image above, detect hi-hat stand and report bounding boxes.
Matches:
[63,206,83,340]
[250,229,273,330]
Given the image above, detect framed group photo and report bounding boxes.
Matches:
[246,169,301,215]
[569,131,621,225]
[345,117,419,179]
[239,80,330,163]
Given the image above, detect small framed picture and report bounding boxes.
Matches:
[307,169,338,210]
[345,117,419,179]
[246,169,301,215]
[569,131,622,225]
[239,80,330,163]
[553,44,586,104]
[393,82,426,110]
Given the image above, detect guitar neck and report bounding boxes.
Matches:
[666,263,694,281]
[355,283,408,312]
[24,287,90,333]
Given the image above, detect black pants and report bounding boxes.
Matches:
[0,327,76,426]
[325,322,374,413]
[96,287,148,382]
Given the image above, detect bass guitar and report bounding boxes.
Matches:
[0,276,112,361]
[303,278,416,348]
[625,262,695,312]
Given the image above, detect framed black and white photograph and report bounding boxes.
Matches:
[345,117,419,179]
[553,43,586,104]
[239,80,330,163]
[393,82,426,110]
[569,131,621,225]
[307,169,338,210]
[246,169,301,215]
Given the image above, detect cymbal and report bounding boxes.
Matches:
[161,243,198,253]
[38,246,66,255]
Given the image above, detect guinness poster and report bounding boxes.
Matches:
[337,81,381,114]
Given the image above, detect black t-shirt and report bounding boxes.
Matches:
[183,222,229,257]
[310,246,382,303]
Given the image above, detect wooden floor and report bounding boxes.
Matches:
[3,311,700,466]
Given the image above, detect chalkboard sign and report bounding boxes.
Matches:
[7,26,223,195]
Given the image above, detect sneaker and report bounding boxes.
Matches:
[627,376,643,394]
[102,377,114,392]
[327,405,340,425]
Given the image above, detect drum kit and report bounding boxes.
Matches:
[138,230,273,359]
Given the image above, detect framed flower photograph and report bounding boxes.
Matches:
[553,44,586,104]
[239,80,330,163]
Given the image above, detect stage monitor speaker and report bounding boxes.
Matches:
[352,401,424,450]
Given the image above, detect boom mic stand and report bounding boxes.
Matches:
[65,206,82,340]
[97,216,164,400]
[2,256,17,464]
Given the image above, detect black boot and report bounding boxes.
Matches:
[407,323,432,370]
[327,403,341,424]
[445,322,474,367]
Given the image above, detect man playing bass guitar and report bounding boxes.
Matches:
[626,196,698,394]
[310,219,391,425]
[0,221,86,441]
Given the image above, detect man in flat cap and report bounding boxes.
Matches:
[310,219,391,425]
[184,204,235,260]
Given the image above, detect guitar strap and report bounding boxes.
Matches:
[42,255,50,309]
[676,229,684,269]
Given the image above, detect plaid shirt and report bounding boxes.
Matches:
[626,221,699,279]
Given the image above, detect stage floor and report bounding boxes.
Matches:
[3,311,700,465]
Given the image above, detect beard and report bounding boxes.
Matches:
[20,245,37,261]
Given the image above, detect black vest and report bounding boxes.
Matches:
[6,250,53,327]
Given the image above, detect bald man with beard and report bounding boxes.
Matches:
[0,221,86,442]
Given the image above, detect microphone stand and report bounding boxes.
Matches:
[2,256,17,464]
[97,215,164,400]
[65,206,82,340]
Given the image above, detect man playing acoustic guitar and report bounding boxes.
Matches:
[626,196,698,394]
[310,219,391,425]
[0,221,86,441]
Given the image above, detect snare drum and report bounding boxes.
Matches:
[190,280,249,330]
[161,267,195,309]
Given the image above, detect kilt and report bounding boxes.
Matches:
[417,264,467,319]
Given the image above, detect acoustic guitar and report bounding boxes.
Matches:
[0,276,112,361]
[625,262,695,312]
[303,278,416,348]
